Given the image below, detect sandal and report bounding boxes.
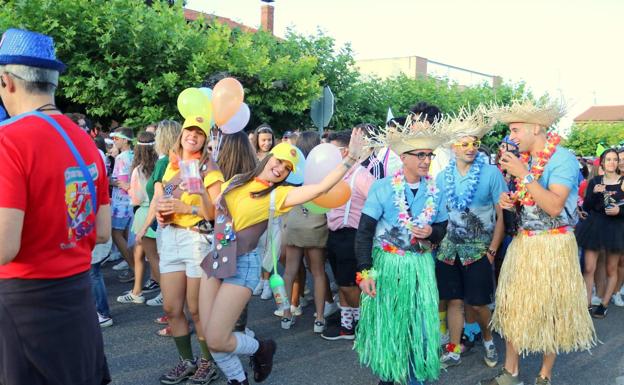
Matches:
[155,326,172,337]
[154,315,169,325]
[249,339,276,383]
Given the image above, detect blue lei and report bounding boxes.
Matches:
[444,153,486,211]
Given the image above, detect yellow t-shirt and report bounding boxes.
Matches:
[222,180,294,232]
[162,164,224,227]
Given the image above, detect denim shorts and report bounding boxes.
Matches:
[222,249,261,292]
[112,215,132,230]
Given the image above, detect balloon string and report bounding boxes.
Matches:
[213,131,223,162]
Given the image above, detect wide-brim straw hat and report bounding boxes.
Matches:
[439,106,494,145]
[368,113,450,155]
[487,100,565,128]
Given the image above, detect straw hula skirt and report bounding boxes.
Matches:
[355,247,440,384]
[491,231,596,354]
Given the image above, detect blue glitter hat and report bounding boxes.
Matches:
[0,28,66,72]
[502,135,517,147]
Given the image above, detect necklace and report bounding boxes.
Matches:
[513,132,561,206]
[444,153,486,211]
[35,103,59,112]
[254,177,272,187]
[391,168,438,236]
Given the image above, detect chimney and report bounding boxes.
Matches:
[260,2,274,34]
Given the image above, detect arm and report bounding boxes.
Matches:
[487,205,505,262]
[96,204,112,244]
[355,214,377,271]
[136,183,162,242]
[0,208,24,265]
[582,179,599,212]
[427,220,448,244]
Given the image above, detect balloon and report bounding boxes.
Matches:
[313,181,351,209]
[212,77,244,127]
[199,87,213,100]
[303,143,343,185]
[177,88,212,120]
[286,147,306,185]
[302,201,330,214]
[221,103,250,134]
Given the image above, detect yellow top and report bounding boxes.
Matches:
[162,164,224,227]
[222,180,294,231]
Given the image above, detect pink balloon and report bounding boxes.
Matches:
[303,143,343,185]
[221,103,250,134]
[212,77,244,126]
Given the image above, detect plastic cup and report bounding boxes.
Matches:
[179,159,203,194]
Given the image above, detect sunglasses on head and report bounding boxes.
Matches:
[453,140,481,149]
[405,151,436,160]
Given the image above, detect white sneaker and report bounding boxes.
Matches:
[612,293,624,307]
[260,280,273,300]
[117,291,145,304]
[591,295,602,306]
[146,292,163,306]
[273,305,303,317]
[619,286,624,296]
[313,319,326,333]
[314,301,339,318]
[440,331,450,346]
[112,260,129,271]
[98,313,113,328]
[252,280,264,296]
[281,316,295,329]
[303,287,311,297]
[330,281,339,293]
[244,327,255,338]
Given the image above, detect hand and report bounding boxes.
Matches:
[605,205,620,216]
[499,192,515,210]
[411,224,432,239]
[499,152,529,179]
[593,184,606,193]
[578,209,588,220]
[135,228,146,245]
[359,278,377,298]
[486,249,495,264]
[179,180,208,197]
[347,127,366,161]
[117,181,130,191]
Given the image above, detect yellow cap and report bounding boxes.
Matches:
[270,142,299,172]
[182,115,211,137]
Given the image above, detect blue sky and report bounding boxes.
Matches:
[187,0,623,129]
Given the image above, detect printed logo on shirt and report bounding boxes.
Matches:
[62,163,98,249]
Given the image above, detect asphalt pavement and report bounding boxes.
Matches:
[101,265,624,385]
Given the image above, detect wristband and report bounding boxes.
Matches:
[342,157,354,169]
[191,206,199,216]
[355,268,377,285]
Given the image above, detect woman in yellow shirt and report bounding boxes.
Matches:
[198,128,365,385]
[154,116,222,385]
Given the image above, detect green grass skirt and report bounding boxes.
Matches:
[354,247,440,384]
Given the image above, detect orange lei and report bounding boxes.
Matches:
[512,133,561,206]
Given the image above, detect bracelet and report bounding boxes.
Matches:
[191,206,199,216]
[486,248,497,257]
[355,268,377,285]
[342,155,357,169]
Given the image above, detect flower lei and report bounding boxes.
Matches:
[512,133,561,206]
[355,268,377,285]
[391,169,439,235]
[444,153,486,211]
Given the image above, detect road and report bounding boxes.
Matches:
[101,266,624,385]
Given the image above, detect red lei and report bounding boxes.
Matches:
[512,133,561,206]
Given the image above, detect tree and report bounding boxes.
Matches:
[564,122,624,156]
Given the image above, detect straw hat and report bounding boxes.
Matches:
[368,113,449,155]
[439,106,493,144]
[487,100,565,128]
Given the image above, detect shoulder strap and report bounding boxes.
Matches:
[19,112,97,209]
[343,166,363,227]
[268,189,280,273]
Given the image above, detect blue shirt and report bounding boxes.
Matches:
[362,174,448,253]
[518,146,579,231]
[436,161,508,265]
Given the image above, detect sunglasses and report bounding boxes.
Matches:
[453,140,481,149]
[405,151,436,160]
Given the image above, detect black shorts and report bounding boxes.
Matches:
[326,227,358,287]
[435,255,494,306]
[0,271,111,385]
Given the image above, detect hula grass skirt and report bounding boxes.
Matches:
[491,232,596,355]
[355,247,440,384]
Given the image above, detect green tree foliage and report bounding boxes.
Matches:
[564,122,624,156]
[1,0,532,143]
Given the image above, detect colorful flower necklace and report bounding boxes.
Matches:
[513,132,561,206]
[391,168,439,235]
[444,152,486,211]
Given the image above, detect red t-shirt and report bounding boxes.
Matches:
[0,114,110,279]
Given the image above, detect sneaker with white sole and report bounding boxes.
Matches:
[112,260,129,271]
[484,342,498,368]
[188,357,218,385]
[313,320,326,333]
[117,291,145,304]
[273,305,302,317]
[252,280,264,296]
[98,313,113,328]
[591,294,602,306]
[321,324,355,341]
[440,331,450,346]
[298,296,309,308]
[159,357,197,385]
[478,368,524,385]
[142,279,160,294]
[260,280,272,300]
[147,292,164,306]
[440,351,461,369]
[244,327,255,338]
[612,293,624,307]
[281,316,295,329]
[314,301,339,318]
[117,270,135,283]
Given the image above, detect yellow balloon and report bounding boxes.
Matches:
[177,88,212,121]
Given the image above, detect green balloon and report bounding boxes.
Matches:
[303,201,330,214]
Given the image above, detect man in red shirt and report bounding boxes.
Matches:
[0,28,111,385]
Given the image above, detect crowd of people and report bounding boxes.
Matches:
[1,28,623,385]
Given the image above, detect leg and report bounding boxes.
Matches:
[503,340,520,375]
[282,245,303,320]
[112,226,133,267]
[616,254,624,295]
[583,249,599,305]
[595,251,607,299]
[470,305,493,342]
[538,353,557,380]
[307,247,328,323]
[142,237,160,283]
[160,272,190,336]
[185,277,203,339]
[447,299,464,346]
[130,243,145,295]
[199,275,222,339]
[90,262,110,317]
[602,252,621,305]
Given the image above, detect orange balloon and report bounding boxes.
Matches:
[313,181,351,209]
[212,77,244,127]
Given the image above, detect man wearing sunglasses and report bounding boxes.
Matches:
[435,109,507,371]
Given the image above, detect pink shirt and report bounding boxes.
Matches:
[327,165,375,231]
